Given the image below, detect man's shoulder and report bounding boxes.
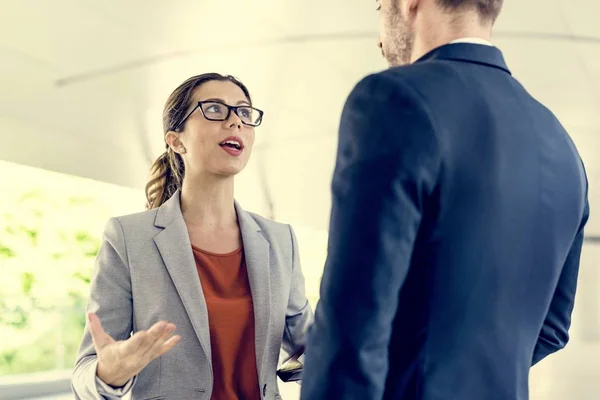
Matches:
[364,60,449,82]
[350,63,450,107]
[346,65,447,124]
[340,68,440,162]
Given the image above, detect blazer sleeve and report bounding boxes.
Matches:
[281,224,314,361]
[300,73,440,400]
[532,186,590,365]
[71,218,137,399]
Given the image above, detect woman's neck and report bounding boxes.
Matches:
[179,173,237,230]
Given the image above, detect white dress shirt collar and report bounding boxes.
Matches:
[450,37,494,46]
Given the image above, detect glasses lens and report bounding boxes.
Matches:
[237,106,262,126]
[201,102,228,120]
[201,102,262,126]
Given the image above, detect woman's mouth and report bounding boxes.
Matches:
[219,137,244,156]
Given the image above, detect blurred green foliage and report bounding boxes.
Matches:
[0,190,100,375]
[0,161,144,376]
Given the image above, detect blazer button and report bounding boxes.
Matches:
[263,384,267,397]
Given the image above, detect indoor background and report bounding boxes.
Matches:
[0,0,598,399]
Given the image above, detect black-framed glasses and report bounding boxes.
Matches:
[174,101,264,131]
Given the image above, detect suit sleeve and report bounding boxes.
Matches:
[532,191,590,365]
[281,225,314,362]
[71,218,137,399]
[300,73,440,400]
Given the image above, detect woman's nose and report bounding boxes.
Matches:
[228,111,243,128]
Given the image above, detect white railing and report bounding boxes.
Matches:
[0,369,71,399]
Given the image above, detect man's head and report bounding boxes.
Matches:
[435,0,503,21]
[377,0,504,66]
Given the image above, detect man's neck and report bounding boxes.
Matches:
[410,13,493,62]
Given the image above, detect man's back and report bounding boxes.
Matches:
[301,44,589,400]
[383,43,588,399]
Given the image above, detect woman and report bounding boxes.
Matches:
[71,73,313,400]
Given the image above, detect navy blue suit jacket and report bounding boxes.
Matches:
[300,44,590,400]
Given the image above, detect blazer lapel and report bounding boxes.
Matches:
[153,191,212,362]
[236,202,272,383]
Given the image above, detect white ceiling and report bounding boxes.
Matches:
[0,0,598,235]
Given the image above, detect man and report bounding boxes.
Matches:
[300,1,590,399]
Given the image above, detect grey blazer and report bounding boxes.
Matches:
[71,191,313,400]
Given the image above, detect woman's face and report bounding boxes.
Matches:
[168,80,257,178]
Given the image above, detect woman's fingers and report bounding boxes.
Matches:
[88,313,113,351]
[158,334,181,357]
[121,321,171,359]
[142,323,176,360]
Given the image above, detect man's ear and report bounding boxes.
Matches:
[402,0,421,23]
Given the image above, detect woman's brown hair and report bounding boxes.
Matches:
[144,73,252,209]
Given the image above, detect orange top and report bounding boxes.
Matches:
[192,245,260,400]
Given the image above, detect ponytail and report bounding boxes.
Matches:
[144,148,185,209]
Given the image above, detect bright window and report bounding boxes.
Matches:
[0,160,143,375]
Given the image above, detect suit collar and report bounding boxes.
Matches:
[415,43,511,74]
[449,37,493,46]
[235,200,262,233]
[152,189,271,381]
[153,193,213,362]
[237,207,271,383]
[154,189,261,232]
[154,190,181,228]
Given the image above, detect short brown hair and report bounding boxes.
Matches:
[436,0,504,22]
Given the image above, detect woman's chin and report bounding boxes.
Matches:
[212,165,245,177]
[203,157,250,178]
